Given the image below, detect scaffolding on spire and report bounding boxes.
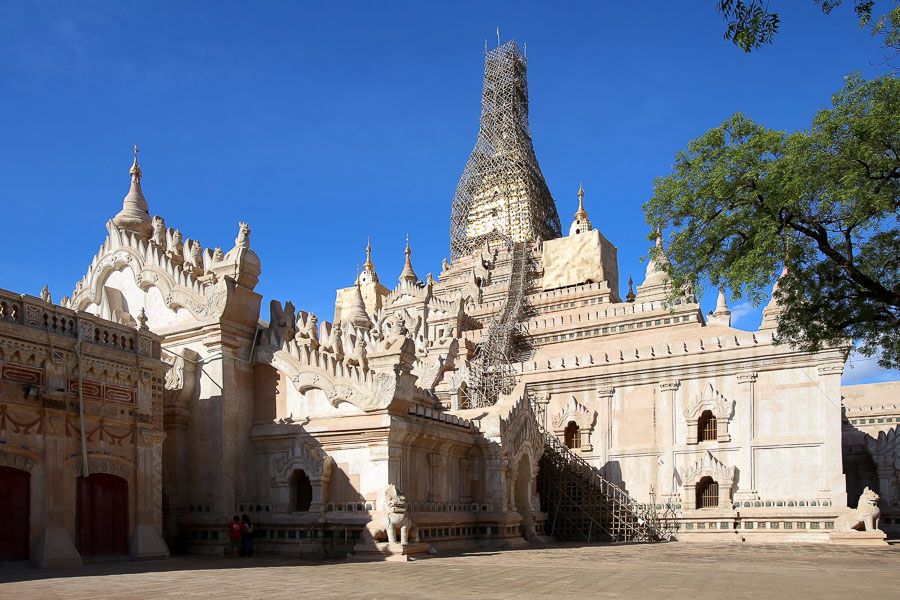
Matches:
[449,40,561,261]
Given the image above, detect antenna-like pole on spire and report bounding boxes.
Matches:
[496,27,501,46]
[133,144,139,159]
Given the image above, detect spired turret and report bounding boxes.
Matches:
[449,40,561,260]
[112,145,153,239]
[398,236,418,286]
[333,239,389,324]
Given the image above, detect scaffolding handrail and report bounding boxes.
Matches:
[529,387,671,542]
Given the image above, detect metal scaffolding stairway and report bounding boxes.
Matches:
[531,393,672,543]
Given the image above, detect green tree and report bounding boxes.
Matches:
[643,75,900,368]
[718,0,899,61]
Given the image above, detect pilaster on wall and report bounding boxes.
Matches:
[734,372,758,501]
[199,331,255,517]
[596,386,615,466]
[34,431,81,568]
[657,381,679,500]
[817,363,848,507]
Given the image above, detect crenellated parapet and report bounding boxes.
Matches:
[257,299,429,412]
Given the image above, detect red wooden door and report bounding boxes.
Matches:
[0,466,30,560]
[77,473,128,557]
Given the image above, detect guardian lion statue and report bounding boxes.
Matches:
[367,484,417,545]
[834,487,882,532]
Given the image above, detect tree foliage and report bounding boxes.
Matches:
[644,75,900,368]
[717,0,899,63]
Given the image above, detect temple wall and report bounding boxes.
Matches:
[0,289,168,566]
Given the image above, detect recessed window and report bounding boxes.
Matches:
[696,476,719,509]
[291,470,312,512]
[698,410,717,442]
[563,421,580,449]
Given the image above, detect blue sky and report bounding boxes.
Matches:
[0,1,895,384]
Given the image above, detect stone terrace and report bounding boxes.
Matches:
[1,543,898,599]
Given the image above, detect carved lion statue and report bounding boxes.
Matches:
[367,484,417,545]
[834,487,882,532]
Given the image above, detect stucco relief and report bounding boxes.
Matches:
[683,450,735,509]
[551,395,597,451]
[684,383,735,444]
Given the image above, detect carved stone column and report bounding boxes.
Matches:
[734,372,758,501]
[595,387,615,466]
[658,381,680,501]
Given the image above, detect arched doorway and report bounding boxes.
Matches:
[291,470,313,512]
[77,473,129,557]
[0,466,30,560]
[514,456,532,539]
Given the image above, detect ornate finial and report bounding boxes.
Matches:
[399,235,418,285]
[358,237,379,285]
[40,285,52,304]
[568,181,592,235]
[130,144,142,183]
[137,308,149,330]
[655,225,663,248]
[364,237,374,271]
[575,181,586,217]
[496,27,501,46]
[625,274,635,303]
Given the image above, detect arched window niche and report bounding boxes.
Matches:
[684,450,735,511]
[551,395,596,452]
[696,476,719,509]
[684,383,734,445]
[290,470,313,512]
[697,410,718,443]
[563,421,580,449]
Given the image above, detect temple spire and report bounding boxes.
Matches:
[113,145,152,239]
[760,265,788,331]
[709,287,732,327]
[569,181,593,236]
[343,277,373,330]
[398,235,418,286]
[358,237,380,286]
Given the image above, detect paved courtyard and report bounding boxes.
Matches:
[1,543,899,599]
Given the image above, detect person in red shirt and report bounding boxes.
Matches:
[227,515,243,557]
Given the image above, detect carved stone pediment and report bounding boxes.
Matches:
[683,450,735,509]
[684,383,734,421]
[551,396,596,432]
[684,383,734,444]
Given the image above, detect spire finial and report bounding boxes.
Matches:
[568,181,592,235]
[496,27,501,46]
[655,225,663,248]
[114,144,152,238]
[359,237,379,284]
[130,144,142,183]
[576,181,586,216]
[399,235,418,285]
[626,274,635,303]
